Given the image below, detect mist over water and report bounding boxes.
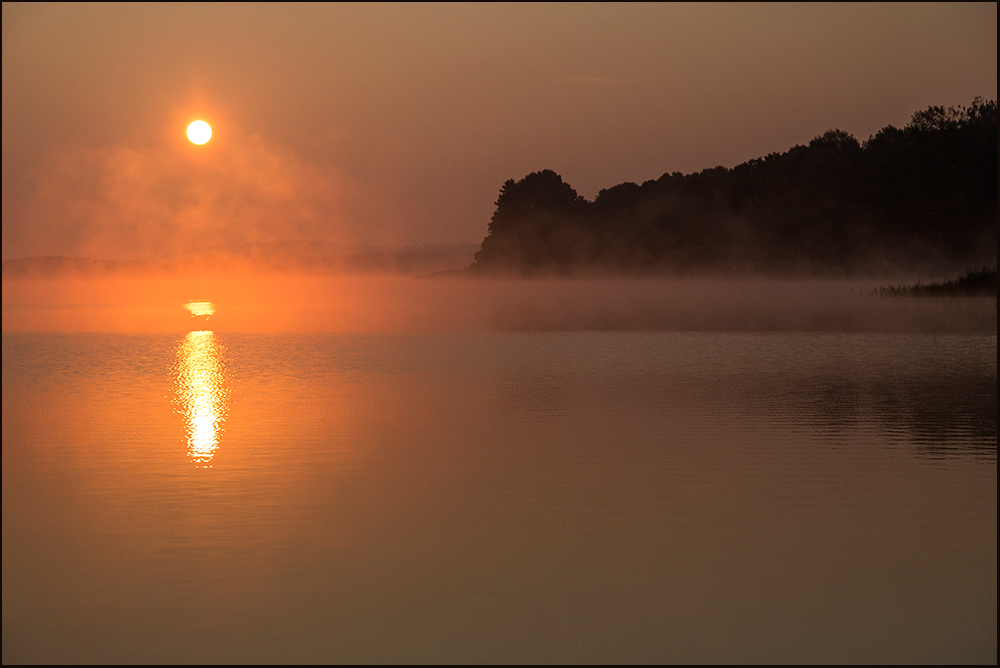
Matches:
[2,270,995,334]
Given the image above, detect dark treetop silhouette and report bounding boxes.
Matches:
[471,99,997,276]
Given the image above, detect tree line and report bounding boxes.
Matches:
[470,98,997,275]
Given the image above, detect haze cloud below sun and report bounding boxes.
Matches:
[13,134,366,261]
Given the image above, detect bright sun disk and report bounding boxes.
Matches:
[186,120,212,145]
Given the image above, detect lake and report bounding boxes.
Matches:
[2,330,996,663]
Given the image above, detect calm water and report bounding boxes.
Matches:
[3,331,996,663]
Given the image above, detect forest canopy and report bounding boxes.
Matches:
[470,98,997,275]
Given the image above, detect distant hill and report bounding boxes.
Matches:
[470,98,997,276]
[2,242,480,278]
[1,256,136,278]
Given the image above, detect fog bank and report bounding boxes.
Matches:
[3,274,995,334]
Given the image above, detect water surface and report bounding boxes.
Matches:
[3,332,996,663]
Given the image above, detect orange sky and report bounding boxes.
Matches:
[2,3,996,260]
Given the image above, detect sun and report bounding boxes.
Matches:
[186,120,213,145]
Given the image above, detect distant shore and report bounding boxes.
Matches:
[1,243,480,279]
[876,267,997,297]
[468,100,996,278]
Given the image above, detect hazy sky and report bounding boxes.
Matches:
[3,3,996,260]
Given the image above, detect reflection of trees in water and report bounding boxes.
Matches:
[871,375,996,460]
[493,366,996,460]
[485,334,995,461]
[783,372,996,461]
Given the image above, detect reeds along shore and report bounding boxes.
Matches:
[877,267,998,297]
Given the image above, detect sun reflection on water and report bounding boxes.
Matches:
[175,329,229,467]
[184,300,216,318]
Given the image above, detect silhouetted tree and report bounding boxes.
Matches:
[473,170,592,273]
[470,99,997,275]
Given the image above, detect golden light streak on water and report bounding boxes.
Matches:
[184,301,216,318]
[175,330,228,467]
